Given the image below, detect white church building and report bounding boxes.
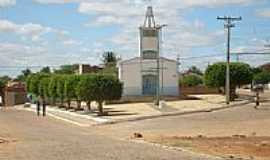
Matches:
[118,6,179,96]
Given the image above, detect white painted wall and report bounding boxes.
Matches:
[142,37,158,51]
[118,57,179,96]
[119,58,142,96]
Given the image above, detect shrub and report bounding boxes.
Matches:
[39,77,50,99]
[64,75,79,109]
[56,75,66,106]
[76,74,95,111]
[253,71,270,85]
[48,75,59,105]
[179,74,203,87]
[28,74,49,96]
[92,75,122,115]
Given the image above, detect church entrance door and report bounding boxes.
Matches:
[142,75,157,95]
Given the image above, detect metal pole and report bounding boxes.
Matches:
[156,27,160,106]
[226,24,231,104]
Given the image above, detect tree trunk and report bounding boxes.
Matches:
[76,100,81,110]
[66,100,71,110]
[60,97,65,108]
[98,101,103,115]
[86,101,91,111]
[230,87,237,101]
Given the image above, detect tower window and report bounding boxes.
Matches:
[143,29,158,37]
[143,50,158,59]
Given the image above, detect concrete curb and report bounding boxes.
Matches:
[97,100,252,125]
[16,99,252,127]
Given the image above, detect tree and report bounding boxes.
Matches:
[179,74,203,87]
[76,75,95,111]
[92,75,122,115]
[28,74,43,96]
[40,66,51,74]
[39,77,50,99]
[204,62,253,100]
[16,68,32,82]
[187,66,203,76]
[0,76,11,83]
[54,64,79,74]
[251,67,263,75]
[64,75,79,109]
[48,75,59,105]
[0,79,5,90]
[253,71,270,85]
[102,51,117,67]
[56,75,66,107]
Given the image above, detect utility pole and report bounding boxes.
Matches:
[155,24,167,106]
[217,16,242,105]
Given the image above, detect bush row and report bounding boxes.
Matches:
[26,74,123,115]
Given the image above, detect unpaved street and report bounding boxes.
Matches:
[0,92,269,160]
[0,108,220,160]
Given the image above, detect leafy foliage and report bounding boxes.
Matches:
[16,68,32,82]
[253,71,270,85]
[179,74,203,87]
[27,74,48,96]
[57,75,66,105]
[76,75,95,110]
[91,75,122,114]
[204,62,253,89]
[48,75,59,103]
[40,66,51,74]
[64,75,80,108]
[187,66,203,76]
[27,73,123,115]
[102,51,117,67]
[39,77,50,99]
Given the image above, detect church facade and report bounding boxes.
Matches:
[118,6,179,96]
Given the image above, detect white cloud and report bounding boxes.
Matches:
[0,19,52,41]
[0,19,79,45]
[77,0,255,60]
[0,42,101,77]
[0,0,16,7]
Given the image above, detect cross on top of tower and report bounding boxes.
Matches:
[143,5,156,28]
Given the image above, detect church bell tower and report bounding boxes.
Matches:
[139,6,159,59]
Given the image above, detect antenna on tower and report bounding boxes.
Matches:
[143,6,156,28]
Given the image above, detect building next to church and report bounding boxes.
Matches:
[118,6,179,96]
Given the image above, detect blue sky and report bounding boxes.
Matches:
[0,0,270,77]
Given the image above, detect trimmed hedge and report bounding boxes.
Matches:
[27,74,123,115]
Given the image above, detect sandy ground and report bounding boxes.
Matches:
[0,108,220,160]
[95,91,270,160]
[146,135,270,160]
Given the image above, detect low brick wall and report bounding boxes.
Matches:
[180,86,219,95]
